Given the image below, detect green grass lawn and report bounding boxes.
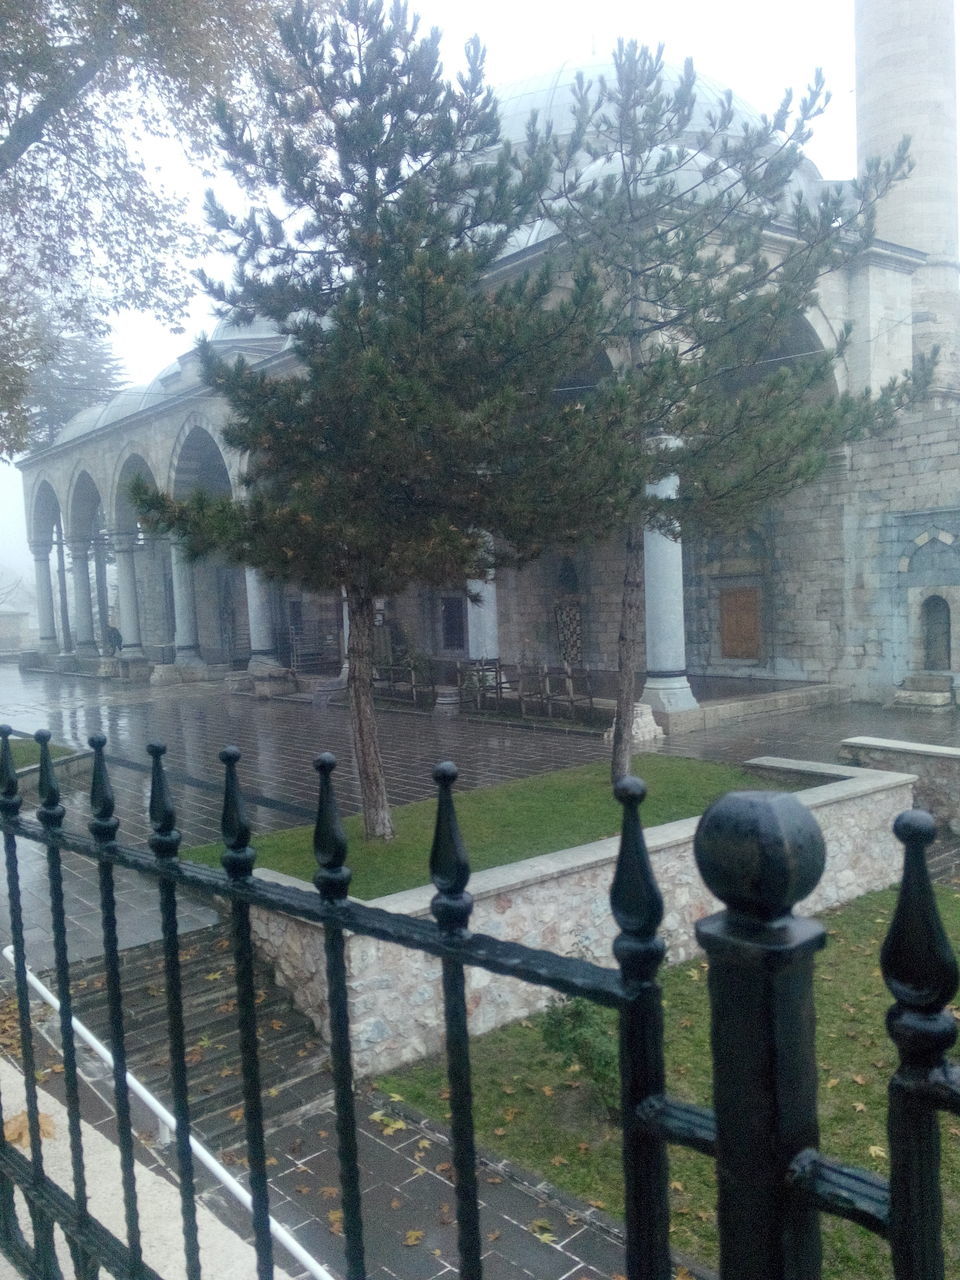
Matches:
[183,754,801,900]
[376,886,960,1280]
[10,737,70,769]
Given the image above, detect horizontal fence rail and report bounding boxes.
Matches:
[0,724,954,1280]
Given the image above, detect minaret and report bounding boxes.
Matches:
[855,0,960,390]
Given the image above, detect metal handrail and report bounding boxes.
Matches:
[1,946,334,1280]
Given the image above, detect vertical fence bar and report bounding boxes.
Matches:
[0,729,34,1262]
[147,742,201,1280]
[881,810,959,1280]
[30,731,69,1279]
[219,746,273,1280]
[84,735,144,1273]
[429,762,482,1280]
[312,753,365,1280]
[694,792,827,1280]
[611,777,671,1280]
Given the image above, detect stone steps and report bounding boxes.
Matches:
[48,920,332,1150]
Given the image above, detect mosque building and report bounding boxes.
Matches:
[18,0,960,722]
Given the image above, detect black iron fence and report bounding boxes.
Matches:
[0,724,956,1279]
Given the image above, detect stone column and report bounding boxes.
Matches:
[112,533,145,658]
[30,540,58,654]
[29,542,58,655]
[169,541,202,664]
[244,568,281,668]
[466,572,499,659]
[68,540,99,655]
[639,471,698,713]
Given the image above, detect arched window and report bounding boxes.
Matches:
[922,595,951,670]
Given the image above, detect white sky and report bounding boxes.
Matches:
[0,0,875,583]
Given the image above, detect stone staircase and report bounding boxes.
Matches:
[55,921,332,1152]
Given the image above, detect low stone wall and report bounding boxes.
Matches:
[251,757,915,1077]
[16,750,92,798]
[839,735,960,836]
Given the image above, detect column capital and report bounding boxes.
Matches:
[29,539,53,559]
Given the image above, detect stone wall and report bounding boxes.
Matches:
[839,735,960,834]
[250,758,915,1077]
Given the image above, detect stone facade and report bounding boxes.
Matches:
[250,759,915,1076]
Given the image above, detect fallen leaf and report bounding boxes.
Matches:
[435,1162,452,1177]
[587,1199,606,1210]
[438,1202,454,1225]
[219,1067,238,1078]
[486,1230,501,1243]
[485,1176,503,1184]
[853,1102,867,1113]
[869,1146,887,1160]
[184,1050,204,1067]
[403,1230,425,1247]
[501,1086,516,1095]
[270,1020,285,1031]
[493,1127,507,1137]
[541,1086,554,1097]
[390,1198,402,1210]
[528,1219,556,1244]
[416,1138,432,1151]
[851,1074,867,1086]
[550,1155,568,1167]
[229,1107,244,1124]
[295,1185,311,1196]
[265,1156,278,1167]
[328,1210,344,1236]
[4,1111,55,1147]
[826,1078,839,1089]
[320,1187,338,1200]
[670,1180,684,1193]
[204,971,223,981]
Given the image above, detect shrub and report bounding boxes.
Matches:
[541,997,620,1119]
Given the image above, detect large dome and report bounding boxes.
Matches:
[492,60,825,259]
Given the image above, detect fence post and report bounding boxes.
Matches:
[694,791,827,1280]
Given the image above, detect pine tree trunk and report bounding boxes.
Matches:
[346,589,395,840]
[611,521,644,785]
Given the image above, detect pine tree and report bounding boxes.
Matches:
[531,43,927,780]
[133,0,630,838]
[25,324,125,449]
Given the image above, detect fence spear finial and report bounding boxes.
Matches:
[88,733,118,846]
[219,746,255,879]
[34,729,64,831]
[611,775,664,984]
[430,762,472,938]
[313,753,350,901]
[147,742,181,860]
[0,726,22,819]
[882,809,958,1068]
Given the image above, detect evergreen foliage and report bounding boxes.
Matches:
[133,0,630,838]
[24,324,125,450]
[528,43,929,777]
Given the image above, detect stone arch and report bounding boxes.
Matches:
[110,451,159,535]
[65,470,104,544]
[898,528,957,572]
[922,594,951,670]
[168,416,236,499]
[168,420,248,665]
[29,480,63,548]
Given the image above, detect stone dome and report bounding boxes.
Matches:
[493,59,825,258]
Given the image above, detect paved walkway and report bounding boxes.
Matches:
[1,664,955,1280]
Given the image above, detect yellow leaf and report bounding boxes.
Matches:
[541,1086,554,1097]
[550,1155,568,1167]
[229,1107,244,1124]
[669,1180,684,1192]
[487,1230,501,1242]
[868,1146,887,1161]
[852,1102,866,1113]
[390,1198,402,1210]
[528,1219,556,1244]
[266,1157,278,1167]
[320,1187,338,1200]
[416,1138,432,1151]
[851,1074,867,1086]
[204,971,223,981]
[327,1210,344,1236]
[403,1230,425,1247]
[826,1078,839,1089]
